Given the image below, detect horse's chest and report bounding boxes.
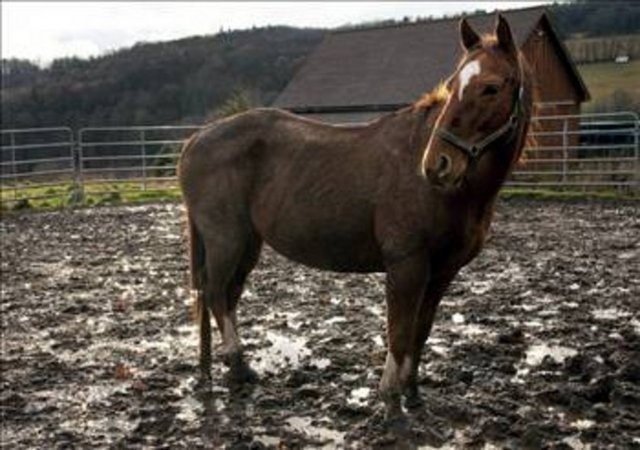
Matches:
[435,220,487,272]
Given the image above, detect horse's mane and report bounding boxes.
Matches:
[413,82,450,111]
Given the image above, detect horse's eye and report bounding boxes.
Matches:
[482,84,500,96]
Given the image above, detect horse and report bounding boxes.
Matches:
[178,15,533,419]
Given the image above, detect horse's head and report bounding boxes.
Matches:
[421,15,528,189]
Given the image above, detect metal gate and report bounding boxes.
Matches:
[509,112,639,190]
[77,125,202,199]
[0,127,75,206]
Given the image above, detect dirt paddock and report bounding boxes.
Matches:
[1,199,638,449]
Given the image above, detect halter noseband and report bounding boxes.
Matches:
[436,85,524,162]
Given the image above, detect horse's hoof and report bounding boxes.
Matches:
[224,353,259,384]
[382,391,404,420]
[230,363,259,384]
[195,373,212,393]
[405,393,424,410]
[384,412,411,434]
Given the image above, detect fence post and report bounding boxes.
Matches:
[635,117,639,193]
[73,129,85,205]
[141,129,147,191]
[562,118,568,187]
[10,131,18,201]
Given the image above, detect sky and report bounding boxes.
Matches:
[2,1,550,66]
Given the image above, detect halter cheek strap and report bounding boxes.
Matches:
[436,85,524,162]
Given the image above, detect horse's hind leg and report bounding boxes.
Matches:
[202,228,261,383]
[223,234,262,382]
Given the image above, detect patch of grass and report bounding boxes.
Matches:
[577,60,640,107]
[1,180,182,211]
[500,187,639,202]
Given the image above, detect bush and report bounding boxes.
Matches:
[151,144,179,178]
[12,198,31,210]
[96,191,122,205]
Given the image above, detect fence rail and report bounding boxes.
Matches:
[1,111,638,208]
[507,111,638,189]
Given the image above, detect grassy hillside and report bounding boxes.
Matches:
[577,59,640,112]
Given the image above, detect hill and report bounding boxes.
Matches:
[1,26,325,129]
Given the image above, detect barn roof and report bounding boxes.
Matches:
[273,6,589,111]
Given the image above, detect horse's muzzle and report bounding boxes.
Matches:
[426,154,461,188]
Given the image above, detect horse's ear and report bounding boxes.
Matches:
[496,14,517,55]
[459,18,480,51]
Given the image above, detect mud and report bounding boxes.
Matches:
[1,199,639,449]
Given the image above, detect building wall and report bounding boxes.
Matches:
[521,20,582,165]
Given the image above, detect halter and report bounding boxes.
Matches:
[436,83,524,162]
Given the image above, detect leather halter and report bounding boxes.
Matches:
[436,84,524,162]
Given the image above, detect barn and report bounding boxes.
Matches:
[273,6,590,129]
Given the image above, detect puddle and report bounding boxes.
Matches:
[261,311,305,330]
[524,343,577,366]
[286,416,344,447]
[325,316,347,325]
[348,387,371,407]
[562,435,588,450]
[452,313,465,324]
[251,331,312,374]
[512,343,578,381]
[173,376,204,423]
[253,433,281,446]
[591,308,632,320]
[571,419,595,430]
[366,305,384,317]
[450,323,495,339]
[468,281,493,295]
[310,358,331,369]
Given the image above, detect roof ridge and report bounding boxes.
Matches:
[332,5,547,35]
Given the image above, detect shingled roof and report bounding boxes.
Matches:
[273,6,588,111]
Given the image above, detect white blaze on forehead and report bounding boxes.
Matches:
[458,59,481,101]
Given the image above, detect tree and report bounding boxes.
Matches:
[211,89,255,119]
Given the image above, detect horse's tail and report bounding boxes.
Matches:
[186,213,207,323]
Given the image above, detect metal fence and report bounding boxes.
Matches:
[507,111,639,190]
[77,125,202,198]
[1,111,638,208]
[1,127,76,205]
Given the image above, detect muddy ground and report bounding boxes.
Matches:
[1,199,639,449]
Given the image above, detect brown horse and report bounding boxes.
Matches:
[178,15,533,418]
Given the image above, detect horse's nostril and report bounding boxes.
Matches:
[437,154,451,176]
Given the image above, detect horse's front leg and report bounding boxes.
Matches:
[380,253,429,419]
[404,276,453,406]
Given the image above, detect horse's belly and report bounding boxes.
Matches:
[269,239,384,273]
[260,221,384,273]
